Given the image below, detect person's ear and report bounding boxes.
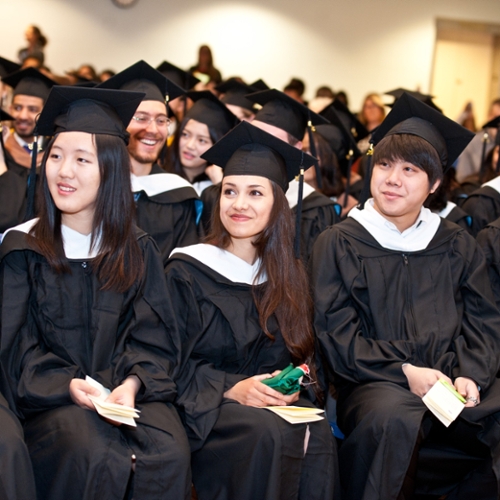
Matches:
[429,179,441,194]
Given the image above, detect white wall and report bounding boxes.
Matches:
[0,0,499,112]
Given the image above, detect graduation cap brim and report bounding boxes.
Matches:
[247,89,329,140]
[35,86,145,140]
[216,80,256,112]
[156,61,200,91]
[318,103,361,157]
[326,98,369,141]
[2,67,58,100]
[0,56,21,78]
[201,120,316,192]
[99,60,185,102]
[0,109,14,121]
[385,88,442,113]
[482,116,500,130]
[185,90,240,135]
[249,79,270,92]
[371,92,474,168]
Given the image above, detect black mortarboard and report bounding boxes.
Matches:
[371,92,474,168]
[0,109,14,121]
[249,79,270,92]
[321,99,369,141]
[215,80,255,112]
[3,68,57,101]
[185,91,239,136]
[156,61,200,91]
[99,60,185,103]
[201,120,314,193]
[385,88,442,113]
[247,89,329,141]
[0,56,21,78]
[35,86,145,142]
[482,116,500,131]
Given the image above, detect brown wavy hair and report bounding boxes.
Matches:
[30,133,143,293]
[206,181,318,389]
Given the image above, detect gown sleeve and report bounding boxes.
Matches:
[310,226,413,387]
[111,237,180,404]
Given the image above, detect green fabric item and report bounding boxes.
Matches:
[261,364,305,395]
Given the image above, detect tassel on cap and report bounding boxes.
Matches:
[294,152,305,259]
[307,118,322,190]
[479,132,489,183]
[25,136,38,220]
[357,144,374,209]
[343,149,354,208]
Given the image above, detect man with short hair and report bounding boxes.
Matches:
[99,60,200,265]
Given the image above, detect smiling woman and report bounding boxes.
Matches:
[0,86,192,500]
[166,121,339,500]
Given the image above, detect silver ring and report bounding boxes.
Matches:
[466,397,479,405]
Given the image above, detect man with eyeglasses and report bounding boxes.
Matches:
[99,61,200,265]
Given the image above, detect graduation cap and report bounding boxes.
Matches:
[26,86,145,220]
[35,86,145,140]
[215,79,255,112]
[321,99,369,142]
[98,60,185,103]
[247,88,328,141]
[358,92,475,206]
[185,90,239,136]
[385,88,442,113]
[202,120,316,257]
[249,79,270,92]
[0,109,14,122]
[2,67,57,101]
[247,88,329,188]
[156,61,200,91]
[0,56,21,78]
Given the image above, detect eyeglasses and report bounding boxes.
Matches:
[131,113,171,127]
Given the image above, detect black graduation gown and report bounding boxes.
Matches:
[477,217,500,310]
[0,170,27,233]
[165,250,339,500]
[291,190,341,263]
[445,205,473,234]
[0,391,36,499]
[461,185,500,236]
[310,218,500,500]
[0,227,191,500]
[134,164,199,266]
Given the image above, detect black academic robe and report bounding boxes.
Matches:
[0,391,36,499]
[292,190,341,263]
[165,250,339,500]
[0,170,27,233]
[310,218,500,500]
[445,205,473,234]
[477,217,500,311]
[461,185,500,236]
[134,164,199,266]
[0,227,191,500]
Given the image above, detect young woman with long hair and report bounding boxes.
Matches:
[0,87,191,500]
[166,121,339,500]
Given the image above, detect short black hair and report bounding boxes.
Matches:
[373,133,443,187]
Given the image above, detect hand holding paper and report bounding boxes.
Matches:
[422,379,466,427]
[85,376,140,427]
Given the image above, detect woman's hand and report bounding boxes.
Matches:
[69,379,101,411]
[224,374,299,407]
[105,375,141,409]
[205,165,223,184]
[402,364,452,398]
[454,377,480,407]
